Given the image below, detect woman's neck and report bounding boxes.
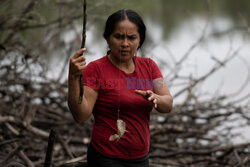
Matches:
[108,54,135,73]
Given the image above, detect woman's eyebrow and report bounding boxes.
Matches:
[128,34,137,37]
[113,33,137,38]
[114,33,124,36]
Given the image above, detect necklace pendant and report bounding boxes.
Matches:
[109,119,129,142]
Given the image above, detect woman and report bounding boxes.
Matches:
[68,9,172,167]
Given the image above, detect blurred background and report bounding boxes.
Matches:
[0,0,250,166]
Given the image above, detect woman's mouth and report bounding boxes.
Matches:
[120,50,130,54]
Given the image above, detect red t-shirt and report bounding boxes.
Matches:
[82,55,163,159]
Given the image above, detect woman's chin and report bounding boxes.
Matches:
[120,54,133,60]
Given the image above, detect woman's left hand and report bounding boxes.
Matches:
[135,90,158,108]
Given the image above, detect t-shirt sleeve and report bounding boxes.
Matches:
[82,61,100,93]
[149,58,163,79]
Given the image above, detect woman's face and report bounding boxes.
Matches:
[108,19,140,62]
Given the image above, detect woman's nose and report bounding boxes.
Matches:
[121,38,129,47]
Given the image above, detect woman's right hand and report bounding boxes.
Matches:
[69,48,87,79]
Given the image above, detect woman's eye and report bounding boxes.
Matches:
[115,35,122,39]
[128,36,136,40]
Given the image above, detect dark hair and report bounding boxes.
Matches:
[103,9,146,51]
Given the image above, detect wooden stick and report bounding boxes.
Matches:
[78,0,87,104]
[0,145,22,166]
[44,129,56,167]
[56,134,74,158]
[81,0,87,49]
[0,138,19,147]
[18,151,34,167]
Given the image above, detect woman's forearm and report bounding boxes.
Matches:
[155,94,173,113]
[68,77,91,123]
